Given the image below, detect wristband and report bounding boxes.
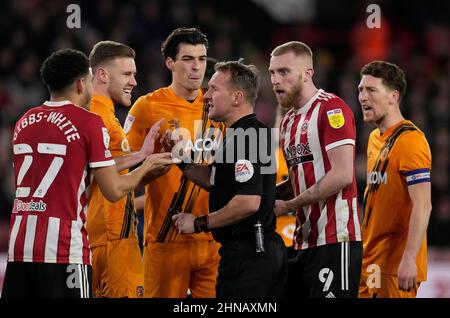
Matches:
[194,215,209,233]
[177,162,188,171]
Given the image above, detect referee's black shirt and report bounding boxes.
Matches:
[209,114,277,244]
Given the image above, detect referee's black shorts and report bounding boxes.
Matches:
[2,261,92,298]
[286,241,362,298]
[216,232,287,298]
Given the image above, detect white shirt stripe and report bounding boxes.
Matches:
[89,159,116,168]
[70,221,83,264]
[8,216,22,261]
[284,113,296,195]
[352,197,361,240]
[325,139,355,152]
[309,102,328,247]
[45,217,60,263]
[70,168,88,264]
[294,114,311,249]
[335,191,350,241]
[310,103,325,178]
[316,201,328,246]
[23,215,38,262]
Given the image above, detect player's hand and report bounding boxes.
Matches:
[274,199,290,216]
[144,164,172,181]
[141,118,164,157]
[160,118,181,152]
[397,255,418,292]
[172,213,195,234]
[141,152,174,173]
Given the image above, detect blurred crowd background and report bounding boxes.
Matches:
[0,0,448,295]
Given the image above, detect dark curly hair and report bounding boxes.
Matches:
[161,27,208,61]
[361,61,407,102]
[40,49,90,93]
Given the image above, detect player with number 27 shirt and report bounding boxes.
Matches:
[2,49,173,298]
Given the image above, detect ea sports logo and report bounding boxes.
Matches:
[236,163,250,173]
[235,159,254,183]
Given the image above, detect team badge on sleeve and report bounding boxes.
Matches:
[101,127,112,158]
[235,159,254,183]
[101,127,110,149]
[327,109,345,129]
[123,114,135,134]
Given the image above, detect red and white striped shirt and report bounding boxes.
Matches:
[280,89,361,250]
[9,101,115,265]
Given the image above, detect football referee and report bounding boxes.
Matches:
[172,59,287,298]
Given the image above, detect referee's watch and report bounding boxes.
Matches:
[194,215,209,233]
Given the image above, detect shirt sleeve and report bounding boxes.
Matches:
[397,131,432,186]
[125,96,151,151]
[320,98,356,152]
[234,159,263,196]
[233,128,270,196]
[86,115,116,168]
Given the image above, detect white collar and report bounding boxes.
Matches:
[43,100,72,107]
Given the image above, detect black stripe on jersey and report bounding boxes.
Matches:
[362,124,417,228]
[156,177,189,242]
[156,92,213,242]
[120,192,136,239]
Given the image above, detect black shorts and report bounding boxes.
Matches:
[216,232,287,298]
[287,241,362,298]
[2,261,92,298]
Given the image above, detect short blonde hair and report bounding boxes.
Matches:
[271,41,313,59]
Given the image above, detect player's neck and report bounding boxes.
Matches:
[377,107,405,134]
[93,84,112,101]
[170,83,199,101]
[49,93,81,108]
[295,84,318,110]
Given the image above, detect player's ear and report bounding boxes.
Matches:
[233,91,243,106]
[96,67,109,84]
[305,68,314,82]
[165,57,174,71]
[76,78,84,95]
[390,90,400,105]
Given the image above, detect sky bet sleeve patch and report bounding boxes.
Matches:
[327,108,345,129]
[123,114,135,134]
